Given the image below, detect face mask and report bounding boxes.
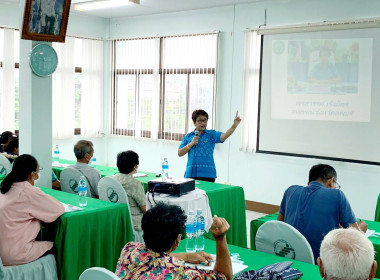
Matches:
[34,172,40,185]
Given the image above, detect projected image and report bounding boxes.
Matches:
[270,37,372,122]
[287,39,359,94]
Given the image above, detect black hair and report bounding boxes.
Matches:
[308,164,337,184]
[0,131,14,145]
[4,137,18,154]
[142,202,187,252]
[117,150,139,174]
[191,109,209,124]
[1,154,38,194]
[74,140,93,160]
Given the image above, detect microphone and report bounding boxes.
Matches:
[195,130,199,136]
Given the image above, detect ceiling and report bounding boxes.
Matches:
[1,0,264,19]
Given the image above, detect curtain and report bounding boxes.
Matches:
[52,37,75,139]
[0,28,15,132]
[81,39,103,137]
[241,31,262,152]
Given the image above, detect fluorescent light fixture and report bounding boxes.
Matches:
[74,0,139,11]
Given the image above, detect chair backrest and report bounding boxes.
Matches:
[79,267,119,280]
[0,155,12,176]
[60,167,91,197]
[98,176,144,243]
[98,176,129,204]
[255,220,315,264]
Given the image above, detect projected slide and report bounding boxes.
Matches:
[271,38,373,122]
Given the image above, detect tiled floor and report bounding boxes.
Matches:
[245,210,267,249]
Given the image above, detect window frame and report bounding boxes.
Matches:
[112,34,218,141]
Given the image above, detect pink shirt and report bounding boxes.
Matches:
[0,181,65,265]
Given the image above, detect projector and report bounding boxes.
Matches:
[148,178,195,197]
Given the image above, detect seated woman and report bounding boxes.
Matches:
[113,150,146,231]
[116,203,233,280]
[0,154,65,265]
[3,136,19,163]
[0,131,14,153]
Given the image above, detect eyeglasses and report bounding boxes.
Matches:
[196,118,208,124]
[333,178,341,190]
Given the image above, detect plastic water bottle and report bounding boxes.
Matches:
[78,176,88,207]
[53,145,60,165]
[91,153,97,166]
[195,208,205,251]
[186,210,196,252]
[162,158,169,181]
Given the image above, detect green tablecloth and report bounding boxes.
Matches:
[40,187,134,280]
[174,238,323,279]
[250,212,278,250]
[375,194,380,222]
[250,213,380,279]
[53,160,247,248]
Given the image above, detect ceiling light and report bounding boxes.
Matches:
[74,0,139,11]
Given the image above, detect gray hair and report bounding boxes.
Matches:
[320,228,374,280]
[74,140,93,160]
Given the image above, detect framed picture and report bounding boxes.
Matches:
[21,0,71,43]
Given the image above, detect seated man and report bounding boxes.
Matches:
[318,228,377,280]
[116,202,232,280]
[278,164,367,263]
[70,140,100,198]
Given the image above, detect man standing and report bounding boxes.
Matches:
[278,164,367,263]
[318,228,377,280]
[71,140,100,198]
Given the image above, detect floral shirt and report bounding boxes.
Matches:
[115,242,227,280]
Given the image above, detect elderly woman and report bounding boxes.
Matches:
[113,150,146,231]
[178,109,241,182]
[0,154,64,265]
[116,203,233,280]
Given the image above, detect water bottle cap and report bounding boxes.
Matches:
[188,210,195,215]
[196,208,202,215]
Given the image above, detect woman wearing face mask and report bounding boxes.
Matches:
[113,150,146,232]
[0,154,65,266]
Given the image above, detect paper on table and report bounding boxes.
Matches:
[52,163,69,168]
[61,203,84,213]
[185,254,248,275]
[366,229,380,238]
[133,173,147,178]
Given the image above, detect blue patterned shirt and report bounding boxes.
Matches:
[179,129,222,178]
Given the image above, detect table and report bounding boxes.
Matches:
[375,193,380,222]
[250,213,380,279]
[174,238,323,279]
[53,160,247,247]
[40,187,134,280]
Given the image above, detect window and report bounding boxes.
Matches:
[112,33,218,141]
[0,28,19,132]
[53,37,103,138]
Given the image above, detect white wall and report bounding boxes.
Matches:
[108,0,380,220]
